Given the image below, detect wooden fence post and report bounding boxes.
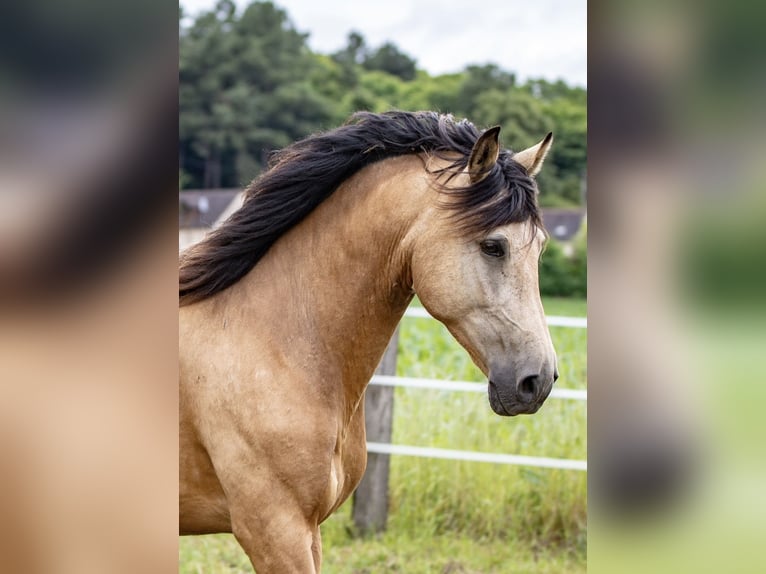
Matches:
[351,326,400,536]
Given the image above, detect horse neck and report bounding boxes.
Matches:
[238,155,429,415]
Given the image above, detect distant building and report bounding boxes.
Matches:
[179,189,243,251]
[541,208,585,241]
[541,208,586,256]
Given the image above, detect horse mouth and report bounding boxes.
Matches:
[488,381,541,417]
[488,381,514,416]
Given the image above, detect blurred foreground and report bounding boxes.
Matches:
[0,2,178,573]
[588,0,766,572]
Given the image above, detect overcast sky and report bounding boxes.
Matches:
[181,0,586,87]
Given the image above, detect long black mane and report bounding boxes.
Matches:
[180,110,541,306]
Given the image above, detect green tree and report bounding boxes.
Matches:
[473,88,551,143]
[331,31,367,89]
[454,64,516,115]
[179,0,586,205]
[180,0,335,188]
[539,236,586,298]
[179,1,237,187]
[363,42,417,81]
[398,72,463,113]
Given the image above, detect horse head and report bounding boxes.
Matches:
[410,128,558,416]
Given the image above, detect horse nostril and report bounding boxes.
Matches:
[518,375,538,401]
[554,370,560,383]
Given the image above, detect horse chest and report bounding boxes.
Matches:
[322,420,367,520]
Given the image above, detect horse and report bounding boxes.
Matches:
[179,110,558,572]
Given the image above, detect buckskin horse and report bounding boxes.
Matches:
[179,111,558,572]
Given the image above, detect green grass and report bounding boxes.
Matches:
[537,296,587,317]
[180,529,584,573]
[179,296,586,573]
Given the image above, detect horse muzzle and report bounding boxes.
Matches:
[487,366,558,416]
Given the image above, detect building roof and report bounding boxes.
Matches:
[179,189,241,229]
[541,208,585,242]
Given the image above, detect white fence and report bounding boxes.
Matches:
[403,306,588,329]
[366,442,587,472]
[370,375,587,401]
[365,306,587,472]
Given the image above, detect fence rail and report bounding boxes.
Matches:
[364,308,587,471]
[404,306,587,328]
[370,374,587,401]
[366,442,587,471]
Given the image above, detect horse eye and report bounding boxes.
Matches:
[480,240,505,258]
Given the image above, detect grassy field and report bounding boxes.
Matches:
[179,296,586,573]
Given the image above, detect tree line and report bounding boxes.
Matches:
[180,0,586,207]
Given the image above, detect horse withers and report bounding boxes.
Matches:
[179,111,557,572]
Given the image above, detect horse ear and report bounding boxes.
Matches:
[468,126,501,183]
[513,132,553,177]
